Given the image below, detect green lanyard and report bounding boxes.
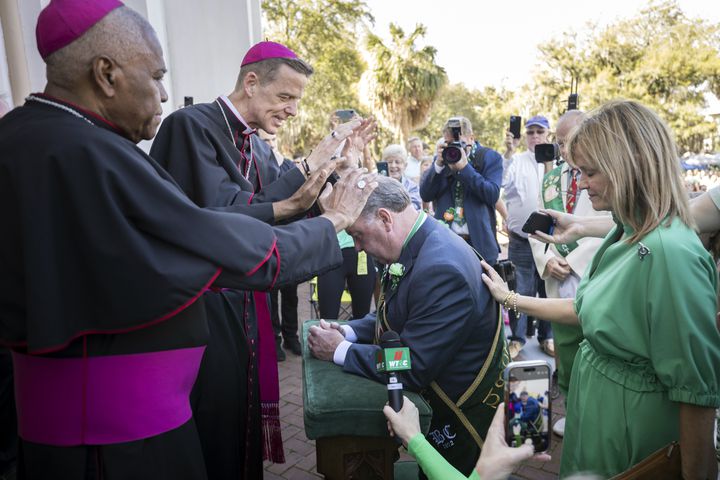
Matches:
[376,211,427,343]
[403,211,427,249]
[382,211,427,287]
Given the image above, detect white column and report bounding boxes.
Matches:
[160,0,262,105]
[0,0,262,116]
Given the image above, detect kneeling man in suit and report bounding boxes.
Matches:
[309,175,508,478]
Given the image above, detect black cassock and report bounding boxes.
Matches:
[150,98,317,479]
[0,95,341,480]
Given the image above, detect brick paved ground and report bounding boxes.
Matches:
[263,281,565,479]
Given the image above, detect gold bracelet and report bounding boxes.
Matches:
[503,290,516,310]
[511,292,519,316]
[502,291,514,310]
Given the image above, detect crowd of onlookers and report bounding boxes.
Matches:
[684,166,720,192]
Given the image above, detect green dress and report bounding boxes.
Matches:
[561,218,720,478]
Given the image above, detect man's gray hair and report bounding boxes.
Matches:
[237,57,314,87]
[557,109,586,126]
[359,176,411,218]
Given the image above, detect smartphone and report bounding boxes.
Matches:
[504,360,552,453]
[376,161,389,176]
[335,109,356,122]
[509,115,522,139]
[521,211,554,235]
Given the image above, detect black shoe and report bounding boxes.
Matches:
[284,337,302,356]
[275,337,286,362]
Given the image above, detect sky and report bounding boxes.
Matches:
[363,0,720,91]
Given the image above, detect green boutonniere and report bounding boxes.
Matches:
[387,262,405,291]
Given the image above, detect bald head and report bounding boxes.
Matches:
[45,6,158,89]
[556,110,586,162]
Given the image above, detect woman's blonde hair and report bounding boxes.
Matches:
[567,99,693,243]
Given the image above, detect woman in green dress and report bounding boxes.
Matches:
[481,100,720,479]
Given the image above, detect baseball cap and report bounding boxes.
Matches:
[526,115,550,130]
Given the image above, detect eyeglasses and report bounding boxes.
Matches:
[526,129,547,136]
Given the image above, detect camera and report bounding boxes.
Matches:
[442,118,466,164]
[534,143,560,163]
[493,259,516,291]
[567,93,579,111]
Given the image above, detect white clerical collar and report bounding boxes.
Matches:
[219,95,254,135]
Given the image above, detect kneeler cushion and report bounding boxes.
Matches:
[302,321,432,440]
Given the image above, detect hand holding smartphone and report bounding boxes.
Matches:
[504,360,552,453]
[522,211,554,235]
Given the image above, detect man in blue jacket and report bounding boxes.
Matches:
[308,176,507,478]
[419,117,503,265]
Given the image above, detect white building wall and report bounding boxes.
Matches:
[1,0,262,115]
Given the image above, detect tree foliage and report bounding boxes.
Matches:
[362,24,447,147]
[262,0,720,157]
[262,0,373,155]
[528,0,720,153]
[416,83,517,152]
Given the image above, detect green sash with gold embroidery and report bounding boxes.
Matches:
[542,165,579,257]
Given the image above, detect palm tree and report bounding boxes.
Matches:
[363,23,447,146]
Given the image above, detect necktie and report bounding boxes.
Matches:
[374,271,391,344]
[566,169,578,213]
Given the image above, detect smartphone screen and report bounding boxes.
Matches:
[376,161,389,176]
[504,361,552,452]
[509,115,522,139]
[521,211,554,235]
[335,109,356,122]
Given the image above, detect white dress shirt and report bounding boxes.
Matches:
[405,155,422,183]
[332,325,358,365]
[502,150,544,238]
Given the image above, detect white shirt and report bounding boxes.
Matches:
[405,155,422,183]
[502,150,544,238]
[332,325,357,365]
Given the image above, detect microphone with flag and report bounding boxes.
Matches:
[376,331,412,412]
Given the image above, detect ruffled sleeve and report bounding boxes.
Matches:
[647,226,720,408]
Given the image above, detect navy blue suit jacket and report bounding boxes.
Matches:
[419,142,503,264]
[344,217,497,402]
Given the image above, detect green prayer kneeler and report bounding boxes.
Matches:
[302,321,432,479]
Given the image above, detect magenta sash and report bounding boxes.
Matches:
[12,346,205,446]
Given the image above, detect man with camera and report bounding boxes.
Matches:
[419,117,504,265]
[501,115,554,360]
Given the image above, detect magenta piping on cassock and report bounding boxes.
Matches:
[12,346,205,446]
